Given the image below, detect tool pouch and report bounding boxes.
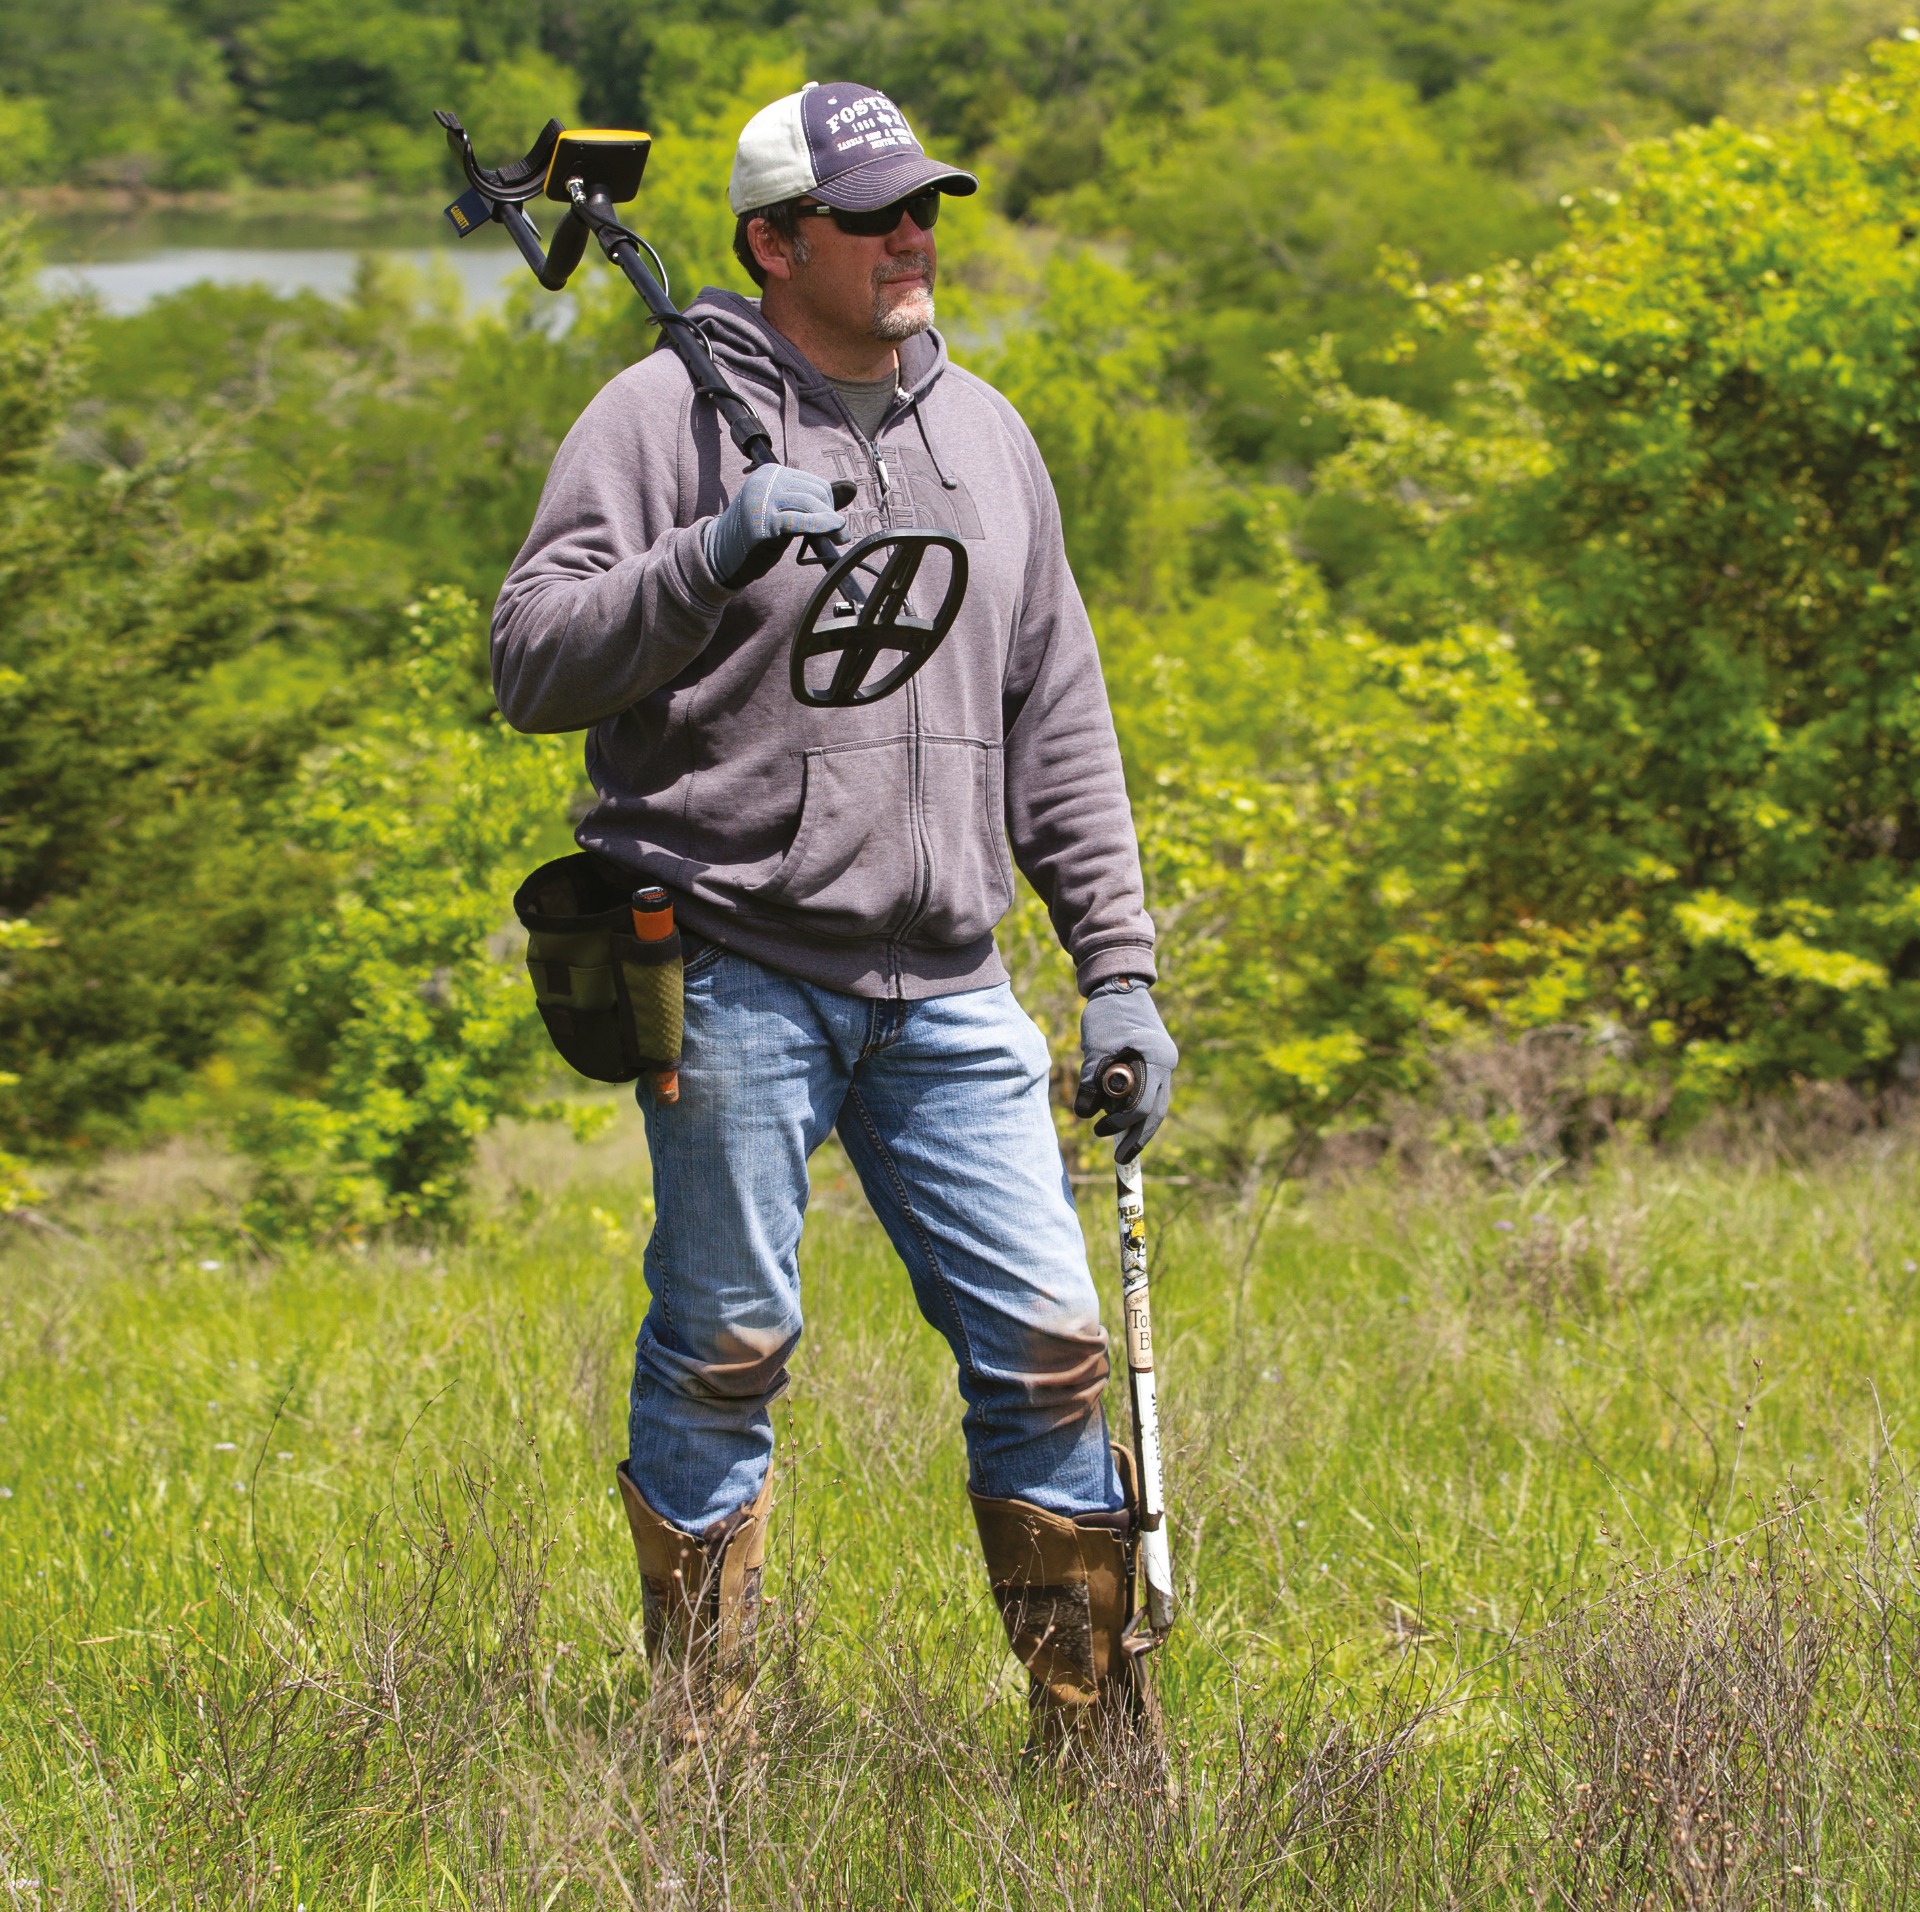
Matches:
[513,854,683,1083]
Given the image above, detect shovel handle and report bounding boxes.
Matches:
[1116,1156,1176,1642]
[1099,1055,1143,1110]
[1096,1052,1172,1632]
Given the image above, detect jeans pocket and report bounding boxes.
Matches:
[681,934,728,980]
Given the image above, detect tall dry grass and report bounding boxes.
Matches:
[4,1116,1920,1905]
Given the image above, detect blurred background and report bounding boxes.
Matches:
[5,0,1920,1230]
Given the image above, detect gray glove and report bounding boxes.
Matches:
[1074,978,1177,1165]
[703,463,846,589]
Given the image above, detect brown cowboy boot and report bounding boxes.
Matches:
[970,1443,1164,1766]
[615,1459,774,1749]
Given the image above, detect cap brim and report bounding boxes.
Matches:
[810,153,979,211]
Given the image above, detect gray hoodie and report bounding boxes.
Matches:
[491,290,1154,1000]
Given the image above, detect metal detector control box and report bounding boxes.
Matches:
[541,130,651,203]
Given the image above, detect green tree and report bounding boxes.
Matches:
[239,588,580,1235]
[0,0,241,186]
[1102,75,1552,467]
[1292,37,1920,1115]
[968,251,1215,609]
[240,0,463,183]
[0,235,330,1154]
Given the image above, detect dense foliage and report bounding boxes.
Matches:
[11,18,1920,1222]
[1,0,1906,196]
[5,0,1908,487]
[974,40,1920,1144]
[1244,47,1920,1129]
[236,586,582,1234]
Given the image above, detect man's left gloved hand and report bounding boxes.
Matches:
[1074,978,1178,1165]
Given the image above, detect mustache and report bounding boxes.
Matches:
[873,252,934,287]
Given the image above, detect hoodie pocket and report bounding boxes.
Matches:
[760,736,1013,944]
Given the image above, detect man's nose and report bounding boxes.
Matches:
[886,217,934,252]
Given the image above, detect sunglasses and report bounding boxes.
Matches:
[796,189,942,237]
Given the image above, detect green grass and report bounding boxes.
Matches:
[4,1119,1920,1906]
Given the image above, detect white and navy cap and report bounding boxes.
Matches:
[729,81,979,216]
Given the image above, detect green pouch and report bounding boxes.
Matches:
[513,854,684,1083]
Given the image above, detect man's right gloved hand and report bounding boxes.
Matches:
[702,464,846,589]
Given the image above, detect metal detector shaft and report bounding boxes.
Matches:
[1101,1060,1176,1641]
[566,187,867,607]
[480,175,868,607]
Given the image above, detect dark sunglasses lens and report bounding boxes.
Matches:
[836,191,941,236]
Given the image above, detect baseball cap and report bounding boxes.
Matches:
[729,81,979,216]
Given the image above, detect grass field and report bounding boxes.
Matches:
[3,1112,1919,1907]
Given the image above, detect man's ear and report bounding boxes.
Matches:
[749,216,797,284]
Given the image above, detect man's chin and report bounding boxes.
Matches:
[873,286,936,342]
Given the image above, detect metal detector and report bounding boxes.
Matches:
[434,112,968,710]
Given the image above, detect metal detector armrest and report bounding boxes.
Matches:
[436,113,651,290]
[435,110,559,200]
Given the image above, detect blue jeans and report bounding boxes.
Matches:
[628,941,1124,1534]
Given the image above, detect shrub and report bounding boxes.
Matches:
[238,588,582,1236]
[1124,39,1920,1143]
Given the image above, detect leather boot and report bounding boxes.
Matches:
[970,1443,1164,1765]
[615,1459,774,1748]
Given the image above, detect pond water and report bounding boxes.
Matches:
[32,203,531,315]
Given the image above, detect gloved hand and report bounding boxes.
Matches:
[1074,978,1177,1165]
[702,463,846,589]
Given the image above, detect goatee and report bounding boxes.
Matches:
[873,254,935,341]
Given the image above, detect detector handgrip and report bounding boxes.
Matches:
[538,207,592,290]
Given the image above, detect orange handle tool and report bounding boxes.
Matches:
[631,886,680,1105]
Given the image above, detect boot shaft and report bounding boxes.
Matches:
[970,1443,1160,1754]
[616,1461,773,1728]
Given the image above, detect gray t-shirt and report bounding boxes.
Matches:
[826,370,900,443]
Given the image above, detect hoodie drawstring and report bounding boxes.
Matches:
[688,291,956,489]
[907,392,960,490]
[777,372,798,467]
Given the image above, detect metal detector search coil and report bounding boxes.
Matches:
[434,109,968,709]
[792,529,967,707]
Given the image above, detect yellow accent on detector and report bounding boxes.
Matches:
[542,128,653,202]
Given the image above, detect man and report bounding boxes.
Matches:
[491,81,1178,1756]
